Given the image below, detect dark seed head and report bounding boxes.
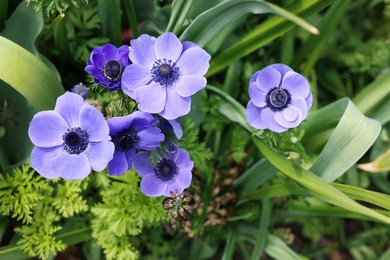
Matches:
[103,60,123,82]
[266,87,291,111]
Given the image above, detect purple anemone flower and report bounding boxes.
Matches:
[85,44,131,91]
[107,111,165,176]
[28,92,115,180]
[246,64,313,133]
[121,32,211,120]
[133,146,194,197]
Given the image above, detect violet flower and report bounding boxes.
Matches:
[133,146,194,197]
[28,92,114,179]
[85,44,130,91]
[121,32,211,120]
[107,111,165,176]
[246,64,313,133]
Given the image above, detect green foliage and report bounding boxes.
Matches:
[178,118,213,173]
[0,164,52,223]
[52,180,88,218]
[91,170,165,260]
[0,165,88,258]
[64,4,108,62]
[25,0,88,16]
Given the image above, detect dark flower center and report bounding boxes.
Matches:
[154,159,178,182]
[151,58,179,86]
[103,60,124,82]
[266,87,291,111]
[63,127,89,154]
[158,64,173,77]
[112,128,139,152]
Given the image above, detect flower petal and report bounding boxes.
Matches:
[129,34,157,68]
[267,63,293,77]
[255,66,282,92]
[134,151,154,176]
[174,75,206,97]
[101,44,117,59]
[54,92,84,128]
[175,169,192,189]
[135,83,167,114]
[91,53,106,70]
[121,64,153,98]
[290,98,309,119]
[141,173,167,197]
[306,91,313,110]
[155,32,183,61]
[274,106,303,128]
[108,151,128,176]
[281,71,310,99]
[124,149,136,169]
[136,127,164,150]
[175,148,194,171]
[159,87,191,120]
[85,140,114,172]
[28,111,68,147]
[176,47,211,76]
[168,119,183,140]
[182,41,198,52]
[246,101,263,129]
[248,84,267,108]
[51,152,91,180]
[31,146,63,178]
[260,107,288,133]
[80,105,110,142]
[107,115,133,136]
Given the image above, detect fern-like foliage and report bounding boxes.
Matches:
[91,170,165,260]
[0,165,88,258]
[178,118,213,173]
[15,208,65,259]
[25,0,88,16]
[0,164,52,223]
[52,180,88,218]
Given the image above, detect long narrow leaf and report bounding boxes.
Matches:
[180,0,318,48]
[309,98,381,182]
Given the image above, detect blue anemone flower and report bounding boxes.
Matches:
[107,111,164,176]
[134,145,193,197]
[28,92,115,179]
[121,32,211,120]
[246,64,313,133]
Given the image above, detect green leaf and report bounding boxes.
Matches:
[166,0,195,34]
[0,36,64,111]
[207,0,334,76]
[308,98,381,182]
[233,158,277,196]
[241,182,390,212]
[97,0,121,46]
[221,229,237,260]
[265,234,301,260]
[1,1,61,80]
[353,70,390,125]
[180,0,318,48]
[251,200,272,260]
